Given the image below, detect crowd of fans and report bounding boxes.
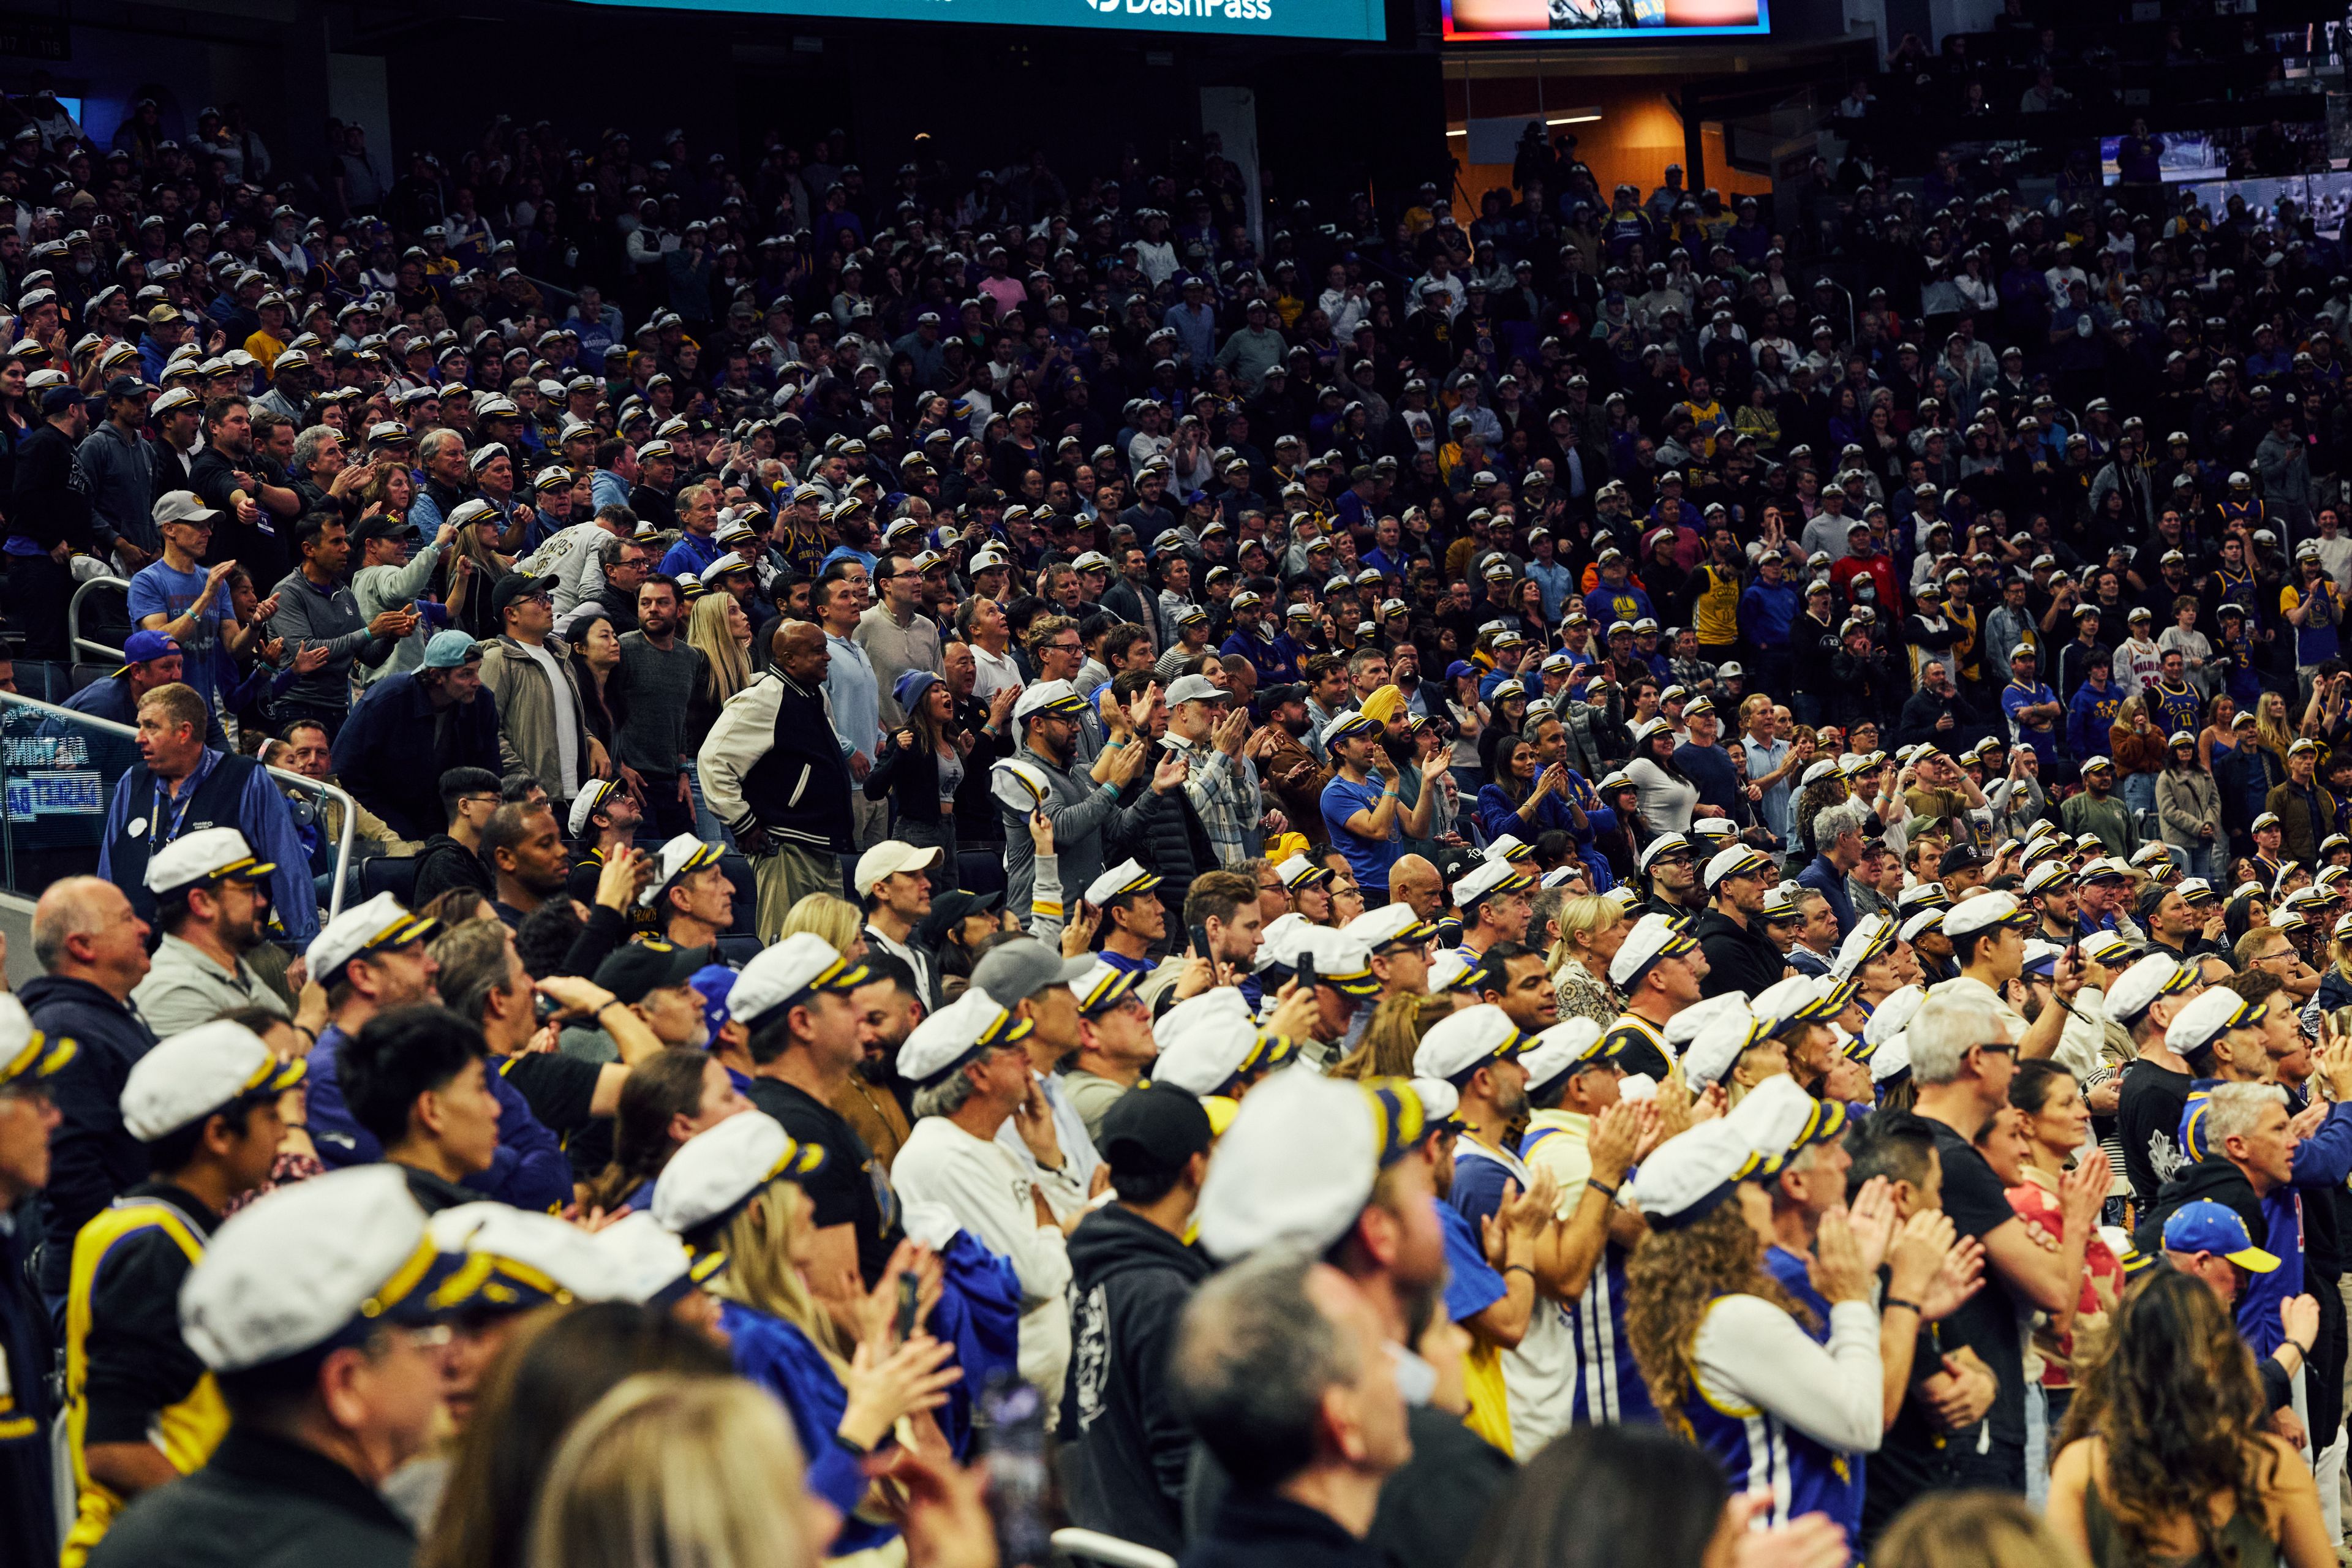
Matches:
[6,38,2352,1568]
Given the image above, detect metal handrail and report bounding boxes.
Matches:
[0,692,358,929]
[67,575,132,665]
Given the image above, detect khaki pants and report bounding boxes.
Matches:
[754,842,843,942]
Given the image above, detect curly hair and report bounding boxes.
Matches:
[1793,775,1849,858]
[1624,1200,1812,1434]
[2056,1267,2278,1567]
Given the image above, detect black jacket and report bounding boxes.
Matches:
[86,1427,413,1568]
[2133,1147,2264,1262]
[1181,1489,1384,1568]
[1057,1205,1212,1555]
[1693,907,1786,1000]
[26,973,159,1298]
[1896,686,1978,750]
[412,834,496,909]
[7,421,94,550]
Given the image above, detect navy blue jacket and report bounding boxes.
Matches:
[329,672,502,840]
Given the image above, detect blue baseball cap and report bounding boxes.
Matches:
[2161,1199,2280,1272]
[690,965,737,1042]
[420,630,480,669]
[117,630,181,674]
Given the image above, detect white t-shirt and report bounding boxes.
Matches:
[517,639,582,796]
[972,644,1023,703]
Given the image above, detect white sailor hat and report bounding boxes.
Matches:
[1752,973,1854,1032]
[1453,856,1536,910]
[991,756,1055,817]
[1276,853,1334,891]
[1344,903,1440,953]
[1520,1017,1611,1098]
[567,778,625,839]
[1262,924,1382,998]
[144,825,276,899]
[1013,679,1088,723]
[121,1019,304,1142]
[641,832,726,909]
[1193,1071,1428,1261]
[1636,832,1694,873]
[179,1166,450,1373]
[2166,986,2267,1061]
[1942,891,2033,939]
[652,1111,827,1241]
[1631,1077,1816,1223]
[726,932,869,1031]
[1831,914,1897,979]
[304,892,437,987]
[1322,710,1381,748]
[593,1209,727,1306]
[1412,1003,1530,1082]
[1680,1007,1765,1090]
[1864,985,1925,1047]
[1484,833,1536,864]
[1898,907,1945,943]
[2021,862,2074,895]
[425,1202,618,1313]
[1085,858,1164,906]
[1426,951,1482,993]
[1150,989,1263,1096]
[2103,952,2195,1025]
[1703,843,1773,891]
[1664,991,1752,1051]
[1608,912,1698,989]
[1068,961,1143,1016]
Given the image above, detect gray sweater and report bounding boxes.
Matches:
[270,567,396,709]
[999,742,1156,919]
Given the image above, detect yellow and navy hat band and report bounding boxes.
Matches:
[1074,966,1141,1014]
[1792,1098,1851,1152]
[360,1235,447,1321]
[0,1029,74,1089]
[1360,1077,1428,1168]
[1322,964,1382,999]
[807,954,870,996]
[428,1252,578,1314]
[1371,920,1439,952]
[1106,869,1165,899]
[1282,863,1334,890]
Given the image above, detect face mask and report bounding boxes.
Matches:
[1855,582,1875,600]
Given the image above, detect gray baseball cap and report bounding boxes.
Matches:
[970,938,1098,1010]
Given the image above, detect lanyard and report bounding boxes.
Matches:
[149,753,212,851]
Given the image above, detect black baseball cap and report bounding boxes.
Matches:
[489,573,557,619]
[1098,1084,1214,1177]
[1938,843,1987,876]
[593,940,713,1005]
[916,887,1003,948]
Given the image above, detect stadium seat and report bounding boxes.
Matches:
[360,857,420,907]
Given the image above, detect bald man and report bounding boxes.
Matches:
[25,877,160,1300]
[1388,854,1443,921]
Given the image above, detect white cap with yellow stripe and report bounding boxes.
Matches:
[121,1019,305,1141]
[304,891,439,987]
[642,833,726,910]
[144,825,276,899]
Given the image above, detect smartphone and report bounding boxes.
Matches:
[979,1374,1053,1568]
[534,992,560,1023]
[1189,921,1221,984]
[1294,949,1318,993]
[895,1270,919,1343]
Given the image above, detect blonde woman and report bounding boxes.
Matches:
[2255,689,2297,767]
[1550,894,1628,1028]
[779,893,867,963]
[527,1376,820,1568]
[687,591,752,712]
[654,1114,959,1558]
[1330,993,1455,1079]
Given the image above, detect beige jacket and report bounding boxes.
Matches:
[477,633,597,800]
